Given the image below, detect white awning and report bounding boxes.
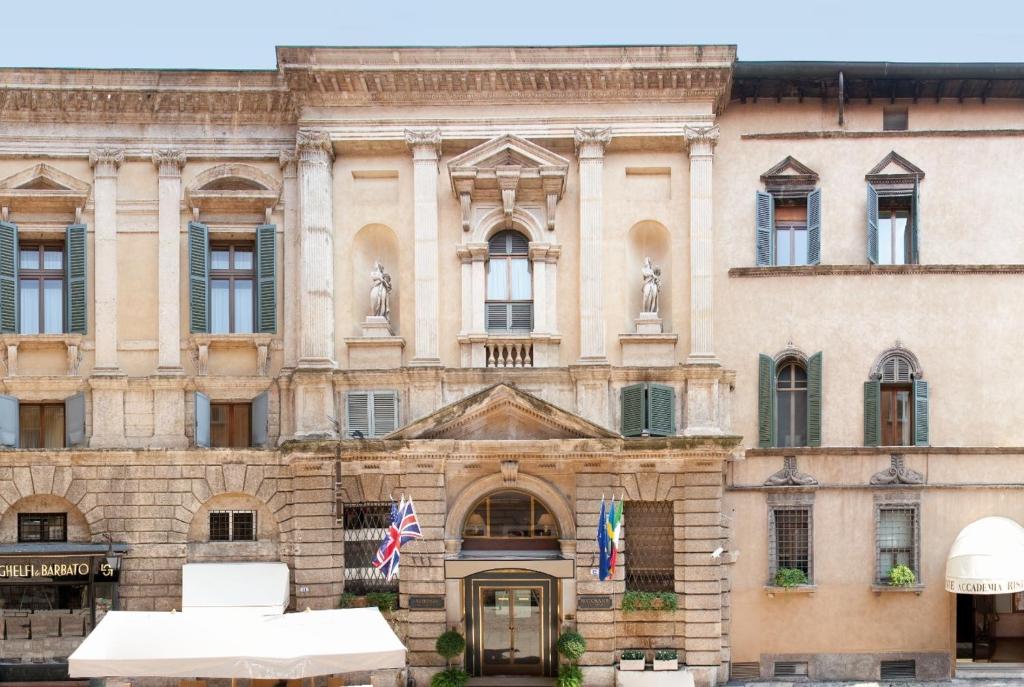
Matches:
[68,607,406,679]
[182,562,290,616]
[945,516,1024,594]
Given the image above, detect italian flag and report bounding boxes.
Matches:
[606,496,623,577]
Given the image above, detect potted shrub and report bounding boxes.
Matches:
[887,563,917,587]
[653,649,678,671]
[365,591,398,613]
[619,649,646,671]
[622,590,679,612]
[556,630,586,687]
[773,567,809,588]
[431,629,468,687]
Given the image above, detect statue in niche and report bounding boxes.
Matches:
[370,261,392,320]
[641,257,661,315]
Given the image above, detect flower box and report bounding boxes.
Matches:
[619,659,646,671]
[653,659,678,671]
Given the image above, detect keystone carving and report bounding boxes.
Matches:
[870,454,924,486]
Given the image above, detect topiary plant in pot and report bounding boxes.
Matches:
[556,630,587,687]
[431,629,469,687]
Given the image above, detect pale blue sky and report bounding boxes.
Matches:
[3,0,1023,69]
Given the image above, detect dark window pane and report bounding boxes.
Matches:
[232,511,255,541]
[230,403,251,448]
[774,508,810,575]
[209,512,231,541]
[624,501,674,592]
[42,404,65,449]
[210,404,230,448]
[19,405,42,449]
[342,502,398,594]
[487,491,533,538]
[883,107,909,131]
[18,513,66,543]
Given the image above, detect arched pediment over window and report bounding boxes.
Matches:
[185,164,281,216]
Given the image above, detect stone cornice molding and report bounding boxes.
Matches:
[152,149,186,176]
[295,129,334,163]
[405,128,442,159]
[573,128,612,159]
[683,124,720,155]
[88,148,124,175]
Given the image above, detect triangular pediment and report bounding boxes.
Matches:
[448,134,570,174]
[760,156,818,181]
[866,151,925,181]
[0,164,91,214]
[0,164,90,194]
[387,383,619,441]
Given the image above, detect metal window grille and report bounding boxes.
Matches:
[880,660,916,680]
[17,513,67,543]
[773,508,810,576]
[209,510,256,542]
[624,501,674,592]
[343,502,399,594]
[877,507,916,581]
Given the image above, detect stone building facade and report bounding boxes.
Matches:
[0,47,1021,685]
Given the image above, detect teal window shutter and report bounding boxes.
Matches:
[194,391,211,448]
[864,380,881,446]
[620,384,645,437]
[0,394,18,447]
[255,223,277,333]
[910,177,920,264]
[251,390,269,447]
[755,191,774,266]
[371,391,399,436]
[188,222,210,333]
[806,352,823,447]
[913,379,929,446]
[65,223,88,334]
[0,221,18,334]
[346,392,371,437]
[758,354,775,448]
[64,392,86,447]
[867,184,879,264]
[806,188,821,266]
[647,383,675,437]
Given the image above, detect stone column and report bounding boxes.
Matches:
[296,130,336,369]
[683,125,720,365]
[279,149,299,371]
[153,149,186,373]
[88,148,123,373]
[574,128,611,364]
[406,129,442,367]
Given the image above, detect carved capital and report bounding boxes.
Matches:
[683,125,720,155]
[405,128,442,160]
[296,129,334,163]
[279,148,298,169]
[151,149,186,176]
[88,148,124,174]
[574,127,612,159]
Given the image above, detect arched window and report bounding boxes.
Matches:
[462,490,558,551]
[866,349,928,447]
[776,361,808,448]
[485,230,532,333]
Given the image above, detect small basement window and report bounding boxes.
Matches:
[883,107,909,131]
[209,510,256,542]
[18,513,67,542]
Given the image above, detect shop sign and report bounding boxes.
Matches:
[945,578,1024,594]
[577,594,613,609]
[0,557,115,580]
[407,595,445,610]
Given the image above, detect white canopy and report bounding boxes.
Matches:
[182,562,290,616]
[68,607,406,679]
[945,516,1024,594]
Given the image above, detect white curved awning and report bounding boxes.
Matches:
[945,516,1024,594]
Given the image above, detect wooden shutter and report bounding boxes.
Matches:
[867,184,879,264]
[0,221,18,333]
[346,392,370,437]
[647,383,675,437]
[0,394,18,447]
[371,391,399,436]
[194,391,211,448]
[806,188,821,265]
[65,224,88,334]
[758,354,775,448]
[64,392,86,448]
[910,177,920,264]
[188,221,210,333]
[486,302,508,331]
[251,390,269,447]
[256,224,277,333]
[621,384,645,437]
[806,352,823,447]
[913,379,929,446]
[755,191,774,266]
[864,380,881,447]
[509,302,533,332]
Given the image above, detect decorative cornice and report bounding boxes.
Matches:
[152,149,186,175]
[764,456,818,487]
[870,454,925,486]
[405,128,442,159]
[295,129,334,162]
[683,124,720,153]
[573,128,612,159]
[88,148,124,170]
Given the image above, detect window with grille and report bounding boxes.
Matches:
[18,513,67,542]
[343,502,398,594]
[209,510,256,542]
[624,501,674,592]
[485,230,533,332]
[770,507,811,580]
[877,505,918,582]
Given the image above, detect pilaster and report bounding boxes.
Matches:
[88,148,124,375]
[296,129,336,370]
[683,125,720,365]
[279,149,299,371]
[152,149,186,373]
[406,129,443,367]
[574,128,611,364]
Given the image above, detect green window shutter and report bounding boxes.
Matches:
[913,379,929,446]
[0,221,18,334]
[755,191,774,266]
[758,354,775,448]
[621,383,645,437]
[806,188,821,265]
[346,392,371,437]
[255,223,277,333]
[867,184,879,264]
[65,223,88,334]
[647,383,675,437]
[864,379,881,447]
[188,221,210,333]
[371,391,399,436]
[806,352,823,447]
[910,177,920,264]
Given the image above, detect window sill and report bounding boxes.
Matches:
[871,583,925,595]
[764,584,816,597]
[188,333,274,376]
[0,333,84,376]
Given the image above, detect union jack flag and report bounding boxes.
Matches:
[371,496,423,581]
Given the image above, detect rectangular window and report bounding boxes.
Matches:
[209,510,256,542]
[877,198,912,265]
[345,391,399,438]
[774,202,809,267]
[770,507,811,580]
[18,513,67,542]
[877,506,918,582]
[19,403,65,449]
[881,386,913,446]
[343,502,399,594]
[209,243,255,334]
[19,244,64,334]
[883,107,909,131]
[209,402,252,448]
[624,501,674,592]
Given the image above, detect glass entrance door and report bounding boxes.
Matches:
[479,586,544,675]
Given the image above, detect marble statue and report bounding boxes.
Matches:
[641,257,661,315]
[370,261,392,320]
